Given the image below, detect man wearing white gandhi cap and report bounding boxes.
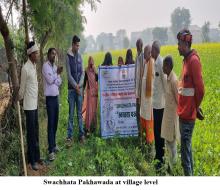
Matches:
[19,41,42,171]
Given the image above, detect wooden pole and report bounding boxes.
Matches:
[17,101,27,176]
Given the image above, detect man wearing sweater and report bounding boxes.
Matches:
[66,35,85,144]
[177,29,205,176]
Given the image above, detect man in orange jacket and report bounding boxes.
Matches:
[177,29,204,176]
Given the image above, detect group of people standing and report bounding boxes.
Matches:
[18,29,204,176]
[134,29,204,176]
[18,35,99,171]
[19,41,65,169]
[135,38,177,173]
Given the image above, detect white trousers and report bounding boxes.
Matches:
[166,140,177,169]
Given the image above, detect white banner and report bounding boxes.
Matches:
[99,65,138,138]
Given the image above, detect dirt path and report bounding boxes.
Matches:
[27,119,50,176]
[26,163,49,176]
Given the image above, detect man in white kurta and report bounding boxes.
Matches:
[151,41,166,169]
[19,42,40,171]
[161,55,180,172]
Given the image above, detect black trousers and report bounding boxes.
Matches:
[46,96,59,153]
[153,108,165,164]
[24,109,40,165]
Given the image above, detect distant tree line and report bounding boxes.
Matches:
[85,7,220,53]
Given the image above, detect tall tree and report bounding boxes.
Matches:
[25,0,100,101]
[28,0,100,64]
[171,7,191,38]
[0,5,19,103]
[0,0,100,93]
[22,0,29,46]
[152,27,168,45]
[201,21,210,42]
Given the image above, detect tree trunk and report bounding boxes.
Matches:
[39,44,44,66]
[0,6,19,103]
[37,29,51,105]
[39,28,51,65]
[22,0,29,46]
[38,29,51,90]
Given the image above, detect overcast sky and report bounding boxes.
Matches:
[82,0,220,38]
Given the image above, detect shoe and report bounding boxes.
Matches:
[66,137,73,147]
[37,158,45,165]
[80,136,85,144]
[84,128,89,138]
[31,163,39,171]
[91,127,96,133]
[49,152,55,161]
[54,146,60,153]
[86,131,90,138]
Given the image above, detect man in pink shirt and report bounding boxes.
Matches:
[42,48,63,161]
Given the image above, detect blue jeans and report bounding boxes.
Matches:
[46,96,59,153]
[67,89,84,139]
[179,119,195,176]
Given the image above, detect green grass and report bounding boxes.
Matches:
[45,78,157,176]
[41,43,220,176]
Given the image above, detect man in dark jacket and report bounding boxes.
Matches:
[66,35,85,144]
